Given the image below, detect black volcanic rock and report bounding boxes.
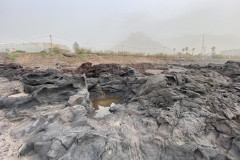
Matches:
[0,63,33,80]
[1,61,240,160]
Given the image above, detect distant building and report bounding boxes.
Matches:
[220,49,240,56]
[0,42,70,53]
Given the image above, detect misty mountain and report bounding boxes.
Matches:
[113,32,170,54]
[159,34,240,54]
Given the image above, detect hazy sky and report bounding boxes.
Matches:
[1,0,240,49]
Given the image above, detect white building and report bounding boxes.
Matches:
[0,42,70,52]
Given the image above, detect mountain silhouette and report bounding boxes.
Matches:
[113,32,169,54]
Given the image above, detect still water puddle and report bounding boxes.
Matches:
[92,97,122,110]
[92,97,122,118]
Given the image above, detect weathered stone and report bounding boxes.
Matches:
[47,140,67,159]
[34,142,51,160]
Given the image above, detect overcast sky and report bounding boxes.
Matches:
[0,0,239,49]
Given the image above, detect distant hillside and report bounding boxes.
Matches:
[113,32,170,54]
[159,34,240,54]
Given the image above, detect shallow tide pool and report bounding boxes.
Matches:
[92,96,122,118]
[92,97,122,110]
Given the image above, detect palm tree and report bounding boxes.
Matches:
[185,47,189,54]
[192,48,195,55]
[211,46,216,59]
[211,46,216,54]
[173,48,176,54]
[182,48,185,54]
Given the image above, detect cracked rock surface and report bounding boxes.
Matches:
[0,61,240,160]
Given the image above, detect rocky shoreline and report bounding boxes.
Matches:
[0,61,240,160]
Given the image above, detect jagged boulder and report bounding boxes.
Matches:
[0,63,33,80]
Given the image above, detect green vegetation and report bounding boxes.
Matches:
[6,51,29,62]
[51,46,61,54]
[212,53,240,59]
[15,50,26,53]
[73,42,80,53]
[6,44,240,62]
[2,42,240,61]
[212,53,227,59]
[40,46,70,55]
[71,42,196,59]
[40,50,47,54]
[7,54,17,62]
[77,54,85,58]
